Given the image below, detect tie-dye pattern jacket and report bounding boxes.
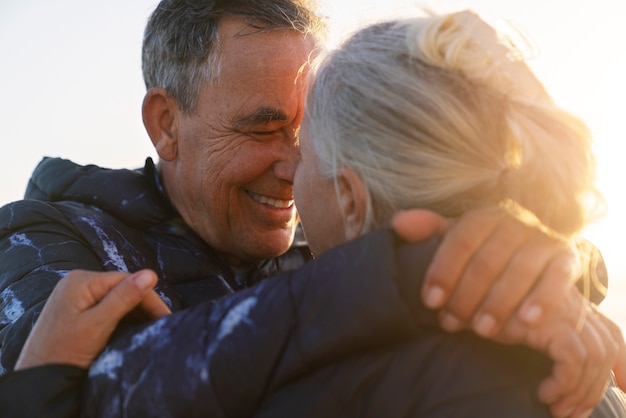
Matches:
[1,157,623,417]
[0,157,312,374]
[1,228,625,417]
[80,229,624,417]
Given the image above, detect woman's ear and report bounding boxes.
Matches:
[337,167,367,241]
[142,88,178,162]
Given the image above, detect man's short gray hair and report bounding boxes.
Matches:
[142,0,326,114]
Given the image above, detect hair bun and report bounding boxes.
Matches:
[411,11,548,102]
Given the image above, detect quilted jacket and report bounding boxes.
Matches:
[0,157,311,373]
[81,230,625,417]
[0,157,623,417]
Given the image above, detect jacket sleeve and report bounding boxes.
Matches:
[0,364,86,418]
[0,200,108,373]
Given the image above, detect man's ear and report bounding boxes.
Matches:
[142,88,178,161]
[337,167,367,241]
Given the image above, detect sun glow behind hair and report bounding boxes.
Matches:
[1,0,624,327]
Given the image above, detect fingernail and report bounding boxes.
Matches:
[132,271,154,290]
[473,313,496,337]
[424,286,446,308]
[576,409,593,418]
[441,312,463,332]
[520,304,543,324]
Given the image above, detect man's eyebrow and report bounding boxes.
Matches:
[233,107,289,129]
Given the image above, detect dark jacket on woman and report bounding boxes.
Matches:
[81,229,626,417]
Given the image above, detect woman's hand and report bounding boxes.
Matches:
[15,269,171,370]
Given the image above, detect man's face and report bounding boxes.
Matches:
[165,17,315,263]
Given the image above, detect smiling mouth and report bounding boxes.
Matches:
[247,191,294,209]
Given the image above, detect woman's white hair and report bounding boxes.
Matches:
[305,10,600,236]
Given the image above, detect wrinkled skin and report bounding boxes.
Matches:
[148,17,316,264]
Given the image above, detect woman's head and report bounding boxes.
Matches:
[295,11,599,255]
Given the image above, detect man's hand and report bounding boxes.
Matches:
[392,207,579,335]
[498,288,624,418]
[392,207,626,416]
[15,269,171,370]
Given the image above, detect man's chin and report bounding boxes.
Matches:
[228,227,296,263]
[247,228,297,260]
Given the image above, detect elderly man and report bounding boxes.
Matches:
[0,0,618,417]
[0,0,322,372]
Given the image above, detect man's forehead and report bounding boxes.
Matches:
[218,14,321,40]
[218,16,316,57]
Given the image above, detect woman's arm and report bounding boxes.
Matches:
[0,269,170,418]
[0,364,86,418]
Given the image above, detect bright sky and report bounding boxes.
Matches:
[1,0,625,324]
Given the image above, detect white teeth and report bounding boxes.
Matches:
[247,191,293,209]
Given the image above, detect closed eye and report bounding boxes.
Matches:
[233,107,290,138]
[251,130,280,136]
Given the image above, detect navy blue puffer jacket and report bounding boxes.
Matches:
[0,157,311,373]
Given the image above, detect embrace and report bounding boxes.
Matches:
[1,1,625,417]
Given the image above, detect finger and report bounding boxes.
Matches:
[609,321,626,391]
[591,308,626,392]
[571,316,613,416]
[572,330,616,418]
[616,352,626,393]
[77,270,137,311]
[517,249,579,325]
[90,270,158,323]
[517,255,577,324]
[422,208,504,310]
[536,293,588,405]
[440,214,530,330]
[537,327,586,405]
[391,209,452,243]
[470,237,571,337]
[138,290,172,319]
[549,316,607,417]
[42,270,132,319]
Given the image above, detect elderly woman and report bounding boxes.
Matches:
[291,10,625,417]
[4,10,626,418]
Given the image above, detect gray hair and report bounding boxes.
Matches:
[142,0,326,114]
[305,11,600,236]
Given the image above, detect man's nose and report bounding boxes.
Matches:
[273,132,301,183]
